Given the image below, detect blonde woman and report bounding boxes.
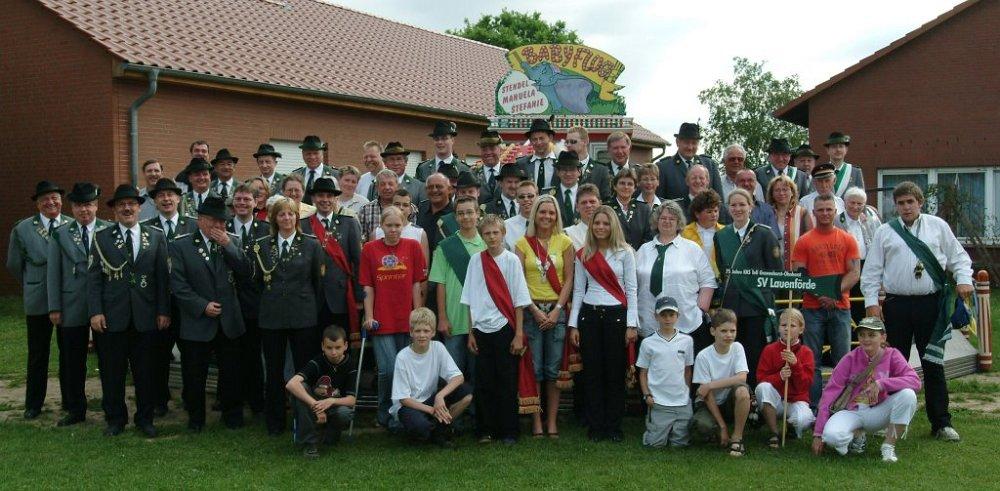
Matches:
[247,176,271,221]
[766,175,812,271]
[568,206,638,442]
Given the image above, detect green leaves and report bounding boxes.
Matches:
[447,9,583,50]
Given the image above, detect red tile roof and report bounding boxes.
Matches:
[631,122,667,146]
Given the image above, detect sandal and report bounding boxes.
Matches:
[547,432,560,439]
[532,431,545,439]
[768,434,780,449]
[728,440,746,457]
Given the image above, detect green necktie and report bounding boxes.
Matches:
[48,219,56,237]
[564,189,574,223]
[649,243,671,296]
[241,224,250,247]
[281,240,290,260]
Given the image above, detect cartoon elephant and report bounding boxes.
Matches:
[521,61,594,114]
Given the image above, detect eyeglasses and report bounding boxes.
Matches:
[566,139,579,144]
[516,194,536,200]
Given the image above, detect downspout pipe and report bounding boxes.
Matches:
[129,69,159,186]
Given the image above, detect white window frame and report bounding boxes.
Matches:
[269,140,306,174]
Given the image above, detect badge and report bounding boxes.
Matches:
[773,246,781,259]
[139,275,148,288]
[914,260,924,279]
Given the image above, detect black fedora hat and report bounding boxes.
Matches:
[824,131,851,147]
[106,184,145,207]
[309,177,342,196]
[299,135,325,151]
[252,143,282,159]
[673,122,702,140]
[31,180,65,201]
[812,162,836,179]
[792,144,820,159]
[428,120,458,138]
[478,130,503,147]
[380,141,411,158]
[148,178,184,198]
[184,157,214,174]
[497,164,526,181]
[67,182,100,203]
[554,150,582,169]
[766,137,793,154]
[197,193,231,221]
[211,148,239,165]
[524,118,555,138]
[455,171,480,189]
[438,164,460,180]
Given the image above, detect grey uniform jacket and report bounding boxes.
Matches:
[168,232,251,342]
[415,157,470,182]
[87,224,171,332]
[754,166,810,200]
[226,218,271,319]
[252,233,323,330]
[300,213,364,314]
[7,214,70,316]
[516,155,560,190]
[581,159,613,201]
[656,153,724,201]
[47,219,111,326]
[141,215,198,241]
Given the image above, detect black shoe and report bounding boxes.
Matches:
[23,408,41,420]
[57,414,86,427]
[137,423,158,438]
[154,404,169,418]
[187,422,204,433]
[431,427,455,449]
[104,423,125,436]
[303,444,320,459]
[609,433,624,443]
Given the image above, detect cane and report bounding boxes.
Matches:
[781,292,793,447]
[348,320,377,440]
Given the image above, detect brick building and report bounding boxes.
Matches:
[1,0,665,292]
[774,0,999,233]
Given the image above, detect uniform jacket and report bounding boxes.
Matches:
[830,161,865,197]
[713,222,782,317]
[414,157,469,182]
[292,164,338,183]
[754,165,809,200]
[251,233,323,330]
[470,163,502,204]
[483,194,516,220]
[141,215,197,242]
[656,153,724,201]
[179,189,212,219]
[400,173,428,204]
[300,212,364,314]
[515,155,559,190]
[552,185,579,226]
[47,218,112,326]
[87,223,171,332]
[7,213,70,315]
[168,232,251,341]
[581,158,613,201]
[226,217,271,318]
[608,198,653,251]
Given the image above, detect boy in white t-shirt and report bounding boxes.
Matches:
[637,296,694,448]
[391,308,473,447]
[691,308,751,457]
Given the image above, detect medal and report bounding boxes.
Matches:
[914,260,924,279]
[140,275,148,288]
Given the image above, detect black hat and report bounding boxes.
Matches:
[811,162,836,179]
[655,296,680,314]
[197,193,231,221]
[524,118,555,138]
[455,171,480,189]
[31,180,65,201]
[211,148,239,165]
[148,178,184,198]
[429,120,458,138]
[380,141,411,158]
[299,135,325,151]
[438,164,460,180]
[824,131,851,147]
[478,130,503,147]
[106,184,145,207]
[792,144,820,159]
[67,182,100,203]
[554,150,582,169]
[673,122,702,140]
[184,157,213,174]
[252,143,282,159]
[498,164,526,181]
[309,177,342,196]
[766,137,793,154]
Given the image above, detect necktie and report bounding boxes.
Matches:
[220,182,228,197]
[81,226,90,254]
[166,220,174,240]
[535,159,545,189]
[322,218,330,230]
[508,199,516,218]
[281,240,290,260]
[197,193,203,208]
[48,219,56,236]
[649,243,671,296]
[488,168,497,191]
[564,189,574,222]
[307,170,316,191]
[124,229,134,262]
[241,224,249,247]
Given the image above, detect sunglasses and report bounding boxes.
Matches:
[516,194,537,200]
[566,139,580,144]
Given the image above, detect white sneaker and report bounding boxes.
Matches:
[881,443,898,463]
[848,433,867,454]
[935,426,961,442]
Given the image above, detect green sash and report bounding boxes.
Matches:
[438,213,459,238]
[439,234,472,286]
[888,219,955,365]
[716,224,778,339]
[833,163,852,196]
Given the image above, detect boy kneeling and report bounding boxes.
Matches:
[756,307,816,447]
[638,297,694,448]
[691,309,751,457]
[392,307,473,447]
[285,325,357,459]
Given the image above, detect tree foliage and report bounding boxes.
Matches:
[447,9,582,50]
[698,57,808,168]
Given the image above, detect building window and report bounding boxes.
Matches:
[591,142,608,161]
[877,167,998,240]
[269,140,306,174]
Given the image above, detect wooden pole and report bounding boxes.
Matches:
[975,270,992,372]
[781,290,793,446]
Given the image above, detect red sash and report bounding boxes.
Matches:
[576,249,627,306]
[310,214,360,344]
[481,250,516,327]
[525,236,562,294]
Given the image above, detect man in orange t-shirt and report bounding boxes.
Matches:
[791,193,861,407]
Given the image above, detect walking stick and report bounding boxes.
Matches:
[348,320,378,441]
[781,291,793,447]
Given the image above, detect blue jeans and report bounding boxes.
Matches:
[523,309,566,381]
[444,334,474,386]
[803,308,852,407]
[373,333,411,428]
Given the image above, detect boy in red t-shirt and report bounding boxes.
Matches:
[791,194,860,407]
[755,308,815,447]
[360,206,427,428]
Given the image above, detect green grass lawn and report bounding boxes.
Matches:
[0,295,998,489]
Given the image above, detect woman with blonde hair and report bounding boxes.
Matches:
[766,175,812,271]
[247,176,271,221]
[568,205,638,442]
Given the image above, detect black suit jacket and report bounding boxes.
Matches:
[483,194,517,220]
[656,153,724,201]
[415,157,469,182]
[87,224,171,332]
[552,186,579,226]
[168,232,250,341]
[516,155,559,190]
[226,218,271,319]
[608,198,653,251]
[713,223,782,317]
[300,212,364,314]
[581,159,612,201]
[754,166,809,199]
[252,233,323,330]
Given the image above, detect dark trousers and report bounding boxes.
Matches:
[398,383,472,442]
[240,316,265,413]
[94,327,155,426]
[473,325,518,440]
[317,303,350,333]
[261,327,316,431]
[848,260,866,327]
[25,314,53,412]
[689,318,715,357]
[292,382,353,445]
[57,324,90,416]
[151,308,179,407]
[884,292,952,432]
[736,315,768,386]
[180,332,244,426]
[578,304,627,438]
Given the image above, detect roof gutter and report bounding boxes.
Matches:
[120,63,489,125]
[128,69,159,186]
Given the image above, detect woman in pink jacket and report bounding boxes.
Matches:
[812,317,921,463]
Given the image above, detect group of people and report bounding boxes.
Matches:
[7,119,972,462]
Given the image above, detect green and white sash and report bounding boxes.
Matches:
[833,162,853,197]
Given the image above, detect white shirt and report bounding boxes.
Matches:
[637,194,662,207]
[278,231,297,252]
[357,172,376,200]
[636,331,694,407]
[374,223,424,243]
[635,236,717,336]
[461,249,533,333]
[216,178,235,195]
[799,192,845,215]
[693,342,749,404]
[40,214,61,231]
[500,195,518,217]
[842,214,869,258]
[118,223,141,259]
[339,194,369,215]
[158,214,178,235]
[191,190,210,208]
[696,224,717,259]
[722,174,765,203]
[530,153,556,185]
[434,155,455,171]
[503,215,529,251]
[232,215,252,237]
[564,223,588,251]
[390,341,462,416]
[734,221,750,240]
[610,159,631,176]
[861,214,973,306]
[79,221,94,245]
[569,248,639,328]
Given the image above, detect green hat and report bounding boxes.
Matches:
[857,317,885,331]
[478,130,503,147]
[812,162,835,179]
[766,137,792,154]
[252,143,282,159]
[197,193,232,221]
[792,144,820,160]
[455,171,480,189]
[380,141,410,158]
[148,178,184,198]
[554,150,582,169]
[824,132,851,147]
[67,182,100,203]
[673,122,702,140]
[299,135,325,150]
[524,118,555,138]
[429,121,458,138]
[106,184,145,207]
[309,177,342,197]
[211,148,239,165]
[31,180,65,201]
[184,157,213,174]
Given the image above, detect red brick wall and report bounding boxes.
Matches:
[806,0,1000,194]
[0,0,117,293]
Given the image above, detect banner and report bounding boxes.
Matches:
[727,268,840,298]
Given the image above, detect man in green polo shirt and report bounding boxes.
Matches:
[429,196,486,379]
